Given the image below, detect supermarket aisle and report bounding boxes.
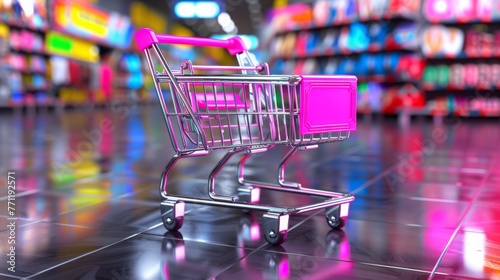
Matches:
[0,105,499,280]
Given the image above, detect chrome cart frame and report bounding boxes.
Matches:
[136,28,357,245]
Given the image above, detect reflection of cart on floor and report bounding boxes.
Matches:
[136,28,357,245]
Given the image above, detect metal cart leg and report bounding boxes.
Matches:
[236,147,269,205]
[208,147,248,202]
[278,145,318,188]
[160,150,209,198]
[278,146,300,188]
[159,150,208,231]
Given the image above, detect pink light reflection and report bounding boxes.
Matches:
[278,258,290,279]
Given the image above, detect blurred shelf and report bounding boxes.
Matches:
[0,18,49,32]
[425,19,500,26]
[272,45,417,60]
[274,14,418,35]
[425,53,500,61]
[423,87,499,93]
[357,75,420,84]
[17,69,48,75]
[23,86,50,92]
[9,48,51,56]
[399,107,500,118]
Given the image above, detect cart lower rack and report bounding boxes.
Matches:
[136,28,357,245]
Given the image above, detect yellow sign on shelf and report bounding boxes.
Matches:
[69,4,108,38]
[46,32,99,63]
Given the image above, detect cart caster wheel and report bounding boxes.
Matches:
[263,213,289,246]
[325,204,349,229]
[161,200,185,231]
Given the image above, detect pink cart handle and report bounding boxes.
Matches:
[135,28,247,56]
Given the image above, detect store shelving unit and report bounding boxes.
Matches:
[264,1,426,115]
[263,0,500,118]
[0,14,51,107]
[0,0,148,109]
[420,4,500,117]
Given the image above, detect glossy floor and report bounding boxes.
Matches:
[0,106,499,280]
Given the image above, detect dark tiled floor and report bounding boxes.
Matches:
[0,106,499,279]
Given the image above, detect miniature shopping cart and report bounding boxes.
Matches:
[136,28,357,245]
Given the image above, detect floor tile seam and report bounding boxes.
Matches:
[206,211,321,279]
[253,248,437,274]
[357,262,449,276]
[0,272,22,279]
[350,162,399,195]
[0,216,101,233]
[138,231,253,250]
[16,200,112,229]
[2,220,97,231]
[206,243,269,279]
[354,194,472,203]
[408,197,472,204]
[27,202,200,232]
[420,166,488,174]
[43,222,95,229]
[23,206,205,279]
[23,222,165,279]
[0,189,39,201]
[248,247,446,276]
[428,159,495,279]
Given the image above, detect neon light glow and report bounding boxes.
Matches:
[174,1,221,18]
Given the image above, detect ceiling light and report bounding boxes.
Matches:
[217,12,231,26]
[174,1,221,19]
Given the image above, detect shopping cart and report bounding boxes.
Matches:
[136,28,357,245]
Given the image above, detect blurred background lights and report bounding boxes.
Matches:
[174,1,221,19]
[217,11,238,34]
[217,12,231,26]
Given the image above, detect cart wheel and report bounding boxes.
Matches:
[263,213,289,246]
[325,204,348,229]
[161,200,185,231]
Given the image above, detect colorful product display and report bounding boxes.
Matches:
[0,0,49,30]
[423,64,500,90]
[430,96,500,116]
[265,0,500,117]
[267,0,428,115]
[421,24,500,58]
[9,29,44,53]
[420,0,500,117]
[272,53,425,81]
[271,22,419,58]
[311,0,421,27]
[51,0,134,49]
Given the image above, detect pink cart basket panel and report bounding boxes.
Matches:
[299,75,357,135]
